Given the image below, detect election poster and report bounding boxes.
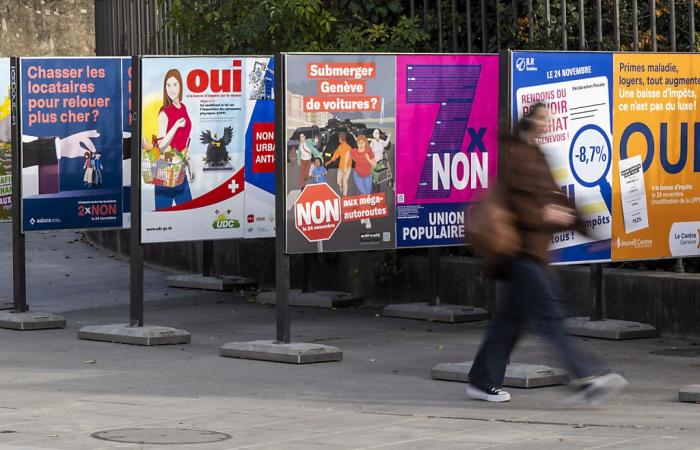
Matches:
[140,56,246,243]
[395,54,498,248]
[284,54,396,253]
[612,53,700,260]
[21,57,125,231]
[0,58,11,221]
[512,52,613,264]
[244,57,276,238]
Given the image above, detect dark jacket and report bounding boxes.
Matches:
[503,138,582,265]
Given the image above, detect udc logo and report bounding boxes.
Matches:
[515,57,536,72]
[212,209,240,230]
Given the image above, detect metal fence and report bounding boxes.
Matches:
[95,0,697,56]
[95,0,179,56]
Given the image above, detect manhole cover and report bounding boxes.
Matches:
[651,347,700,357]
[91,428,232,444]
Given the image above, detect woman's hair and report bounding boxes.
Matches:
[515,102,546,136]
[314,157,323,165]
[84,151,92,158]
[162,69,184,109]
[356,134,368,147]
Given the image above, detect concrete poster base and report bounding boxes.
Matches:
[432,361,569,388]
[255,289,362,309]
[167,274,256,291]
[0,311,66,330]
[678,385,700,403]
[220,340,342,364]
[77,324,191,346]
[564,317,657,340]
[382,303,489,323]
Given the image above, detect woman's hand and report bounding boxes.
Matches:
[175,118,187,129]
[543,203,575,227]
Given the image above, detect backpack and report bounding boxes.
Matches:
[467,185,521,267]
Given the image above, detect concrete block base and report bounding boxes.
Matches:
[220,340,342,364]
[678,385,700,403]
[77,324,191,346]
[382,303,489,323]
[0,311,66,330]
[167,274,256,291]
[255,289,362,308]
[564,317,657,340]
[432,361,569,388]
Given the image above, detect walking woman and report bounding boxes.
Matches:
[466,103,627,404]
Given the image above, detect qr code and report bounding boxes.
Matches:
[383,232,391,242]
[397,193,404,203]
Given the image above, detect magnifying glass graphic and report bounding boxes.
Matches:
[568,124,612,213]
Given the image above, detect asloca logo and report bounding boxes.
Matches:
[212,209,240,230]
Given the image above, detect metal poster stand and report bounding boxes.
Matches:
[77,56,190,346]
[220,53,342,363]
[0,57,66,331]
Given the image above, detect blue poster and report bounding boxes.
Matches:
[511,52,613,264]
[21,57,125,231]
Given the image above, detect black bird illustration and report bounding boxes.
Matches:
[201,126,233,165]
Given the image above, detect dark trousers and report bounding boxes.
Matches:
[468,257,606,389]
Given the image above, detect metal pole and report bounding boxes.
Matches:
[10,58,27,313]
[437,0,444,52]
[202,240,213,277]
[275,53,291,344]
[545,0,551,37]
[670,0,676,52]
[650,0,657,51]
[496,0,502,50]
[528,0,533,43]
[614,0,620,50]
[410,0,415,19]
[423,0,429,29]
[428,248,440,306]
[561,0,567,50]
[130,56,144,327]
[691,0,696,51]
[591,264,604,321]
[578,0,585,50]
[466,0,472,52]
[596,0,602,50]
[632,0,638,50]
[451,0,458,52]
[481,0,487,52]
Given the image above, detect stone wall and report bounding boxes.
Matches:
[86,229,700,337]
[0,0,95,56]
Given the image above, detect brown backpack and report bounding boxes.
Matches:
[467,186,521,266]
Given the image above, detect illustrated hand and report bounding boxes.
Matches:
[175,118,186,129]
[59,130,99,158]
[141,136,153,150]
[543,203,575,227]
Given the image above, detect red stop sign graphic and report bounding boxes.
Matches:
[294,183,342,242]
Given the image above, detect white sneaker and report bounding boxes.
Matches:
[564,373,628,405]
[466,384,511,402]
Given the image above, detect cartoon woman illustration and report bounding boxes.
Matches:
[83,151,94,187]
[350,134,377,228]
[154,69,193,210]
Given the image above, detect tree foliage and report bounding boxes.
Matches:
[164,0,700,55]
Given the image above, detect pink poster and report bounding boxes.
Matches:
[395,54,499,247]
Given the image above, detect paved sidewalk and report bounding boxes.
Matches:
[0,225,699,449]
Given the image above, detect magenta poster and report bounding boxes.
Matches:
[395,54,499,247]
